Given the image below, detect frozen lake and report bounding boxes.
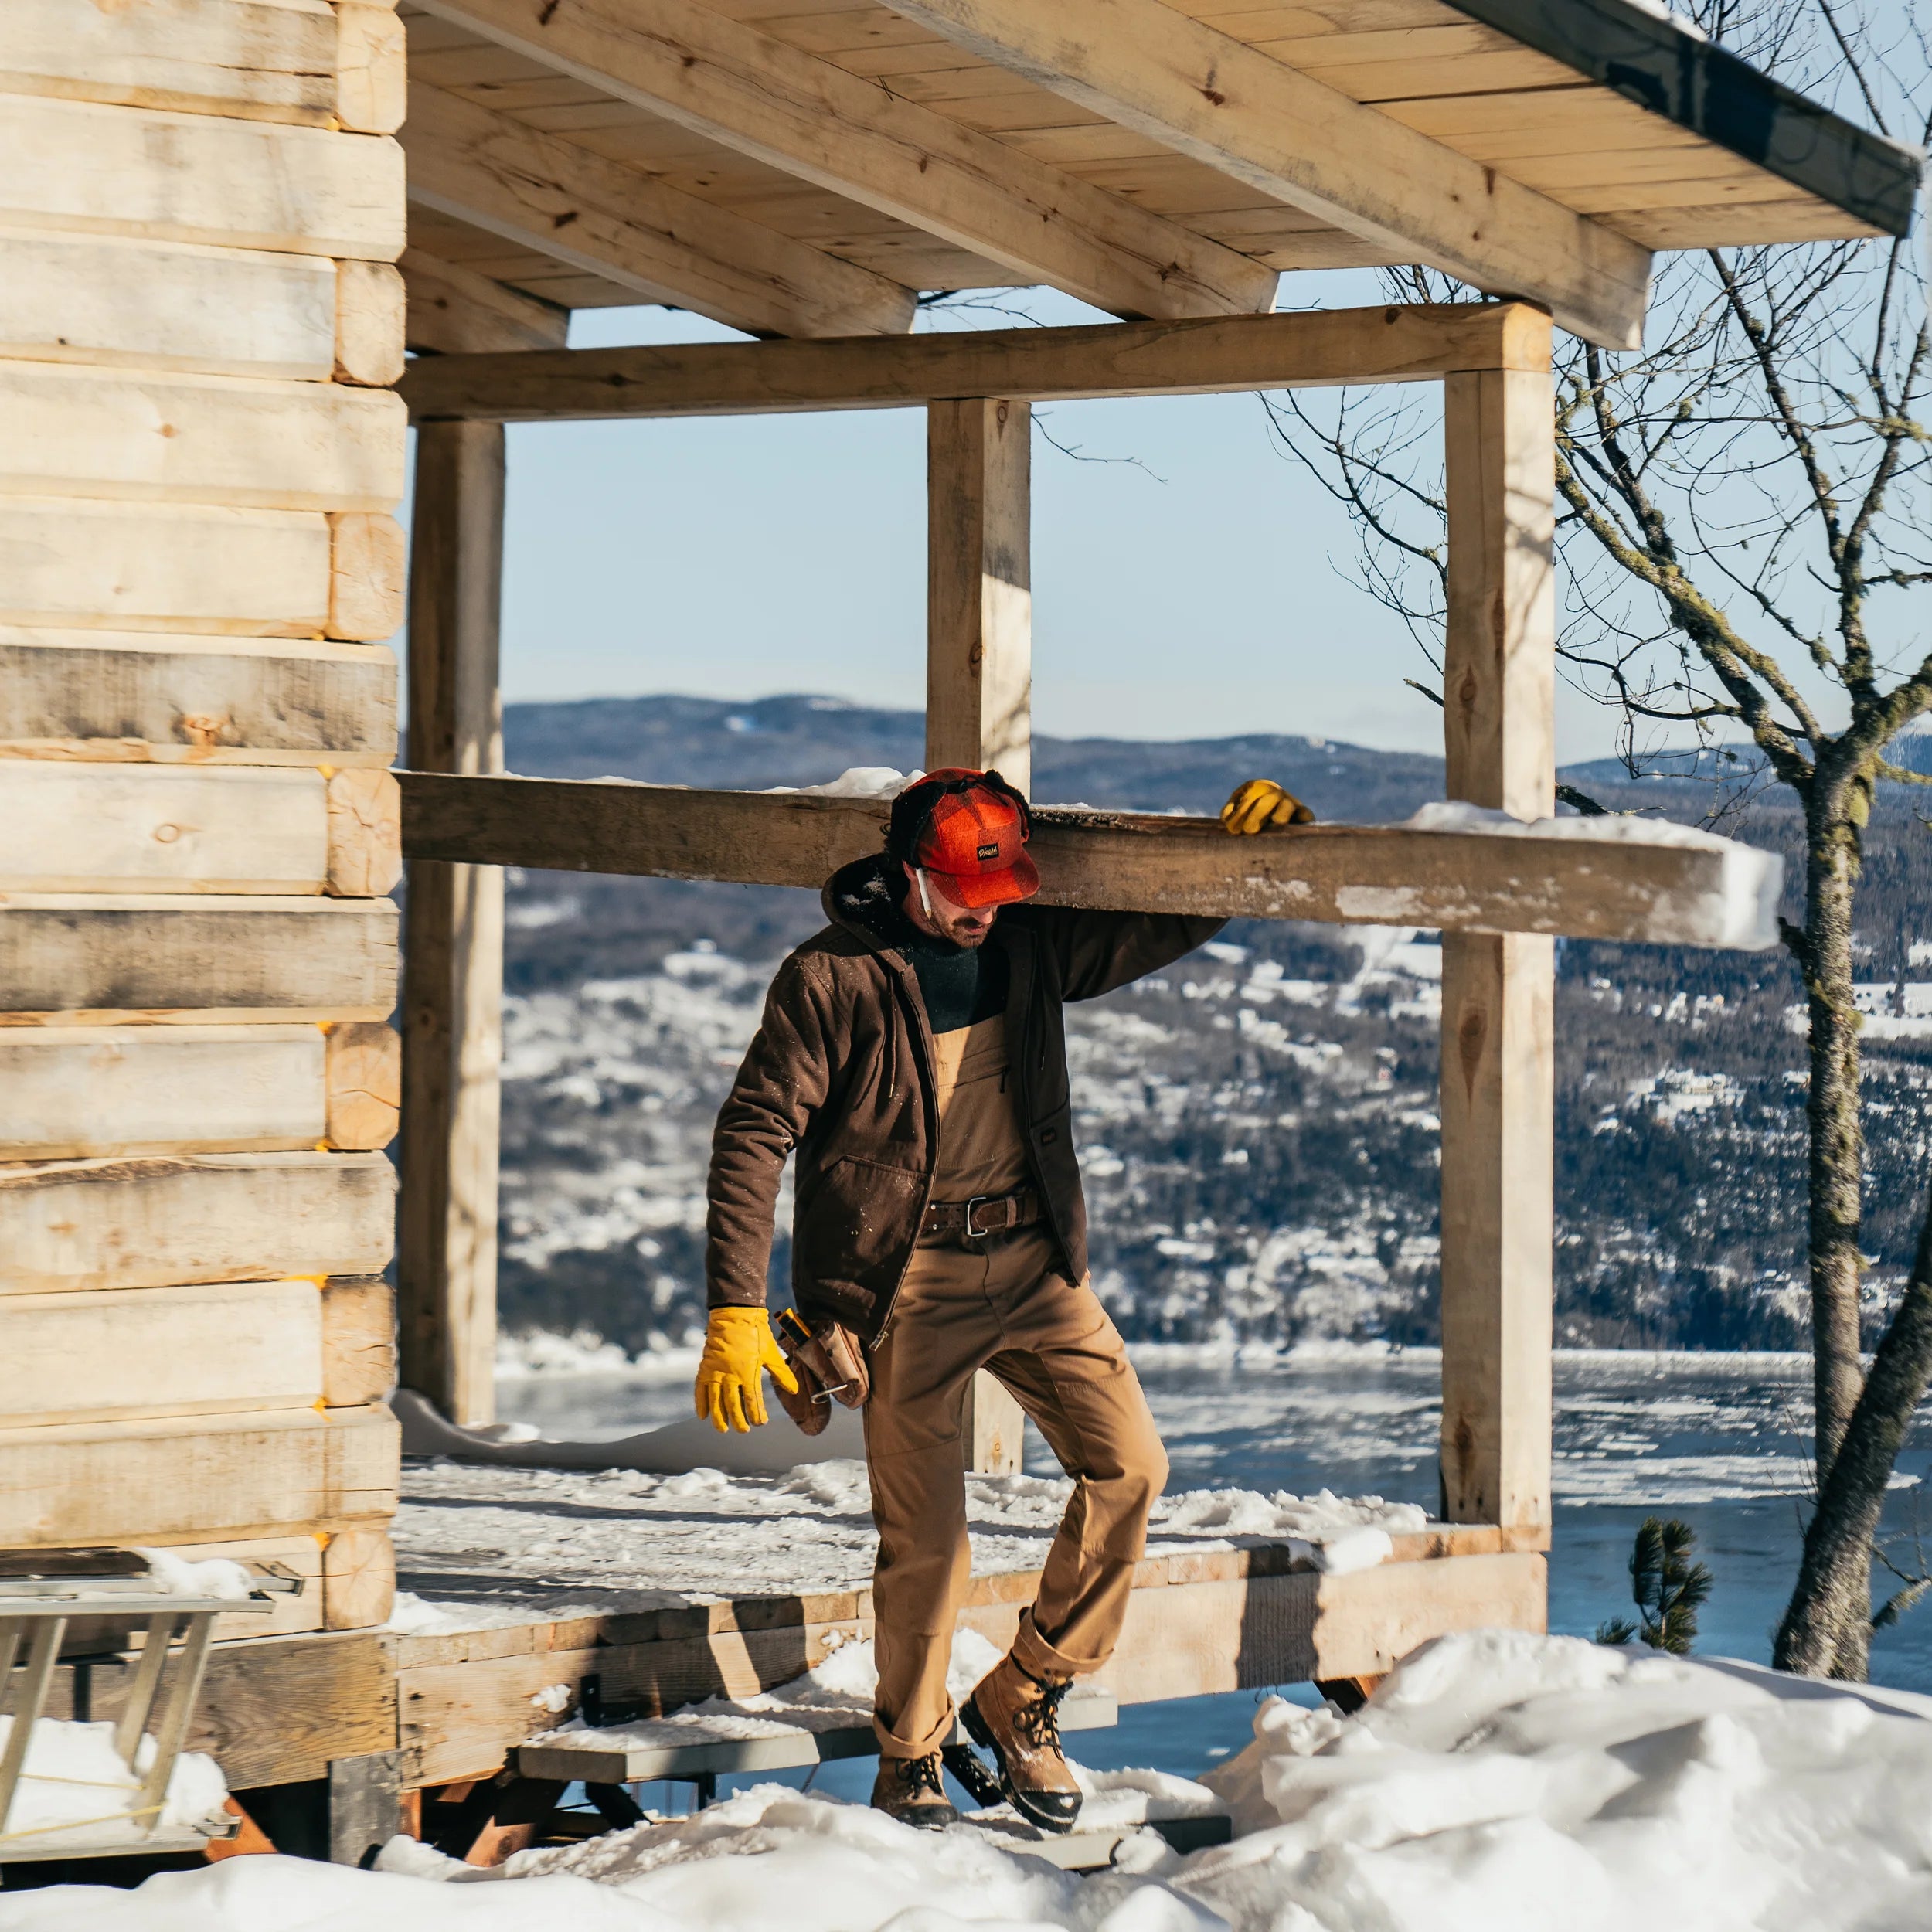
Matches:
[496,1348,1932,1798]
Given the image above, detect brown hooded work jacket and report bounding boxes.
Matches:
[705,851,1223,1345]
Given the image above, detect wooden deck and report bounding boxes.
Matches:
[29,1523,1544,1794]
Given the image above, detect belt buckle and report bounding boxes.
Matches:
[961,1195,994,1240]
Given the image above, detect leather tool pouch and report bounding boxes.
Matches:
[772,1308,871,1434]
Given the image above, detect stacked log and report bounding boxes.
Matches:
[0,0,408,1632]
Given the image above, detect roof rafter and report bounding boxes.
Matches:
[401,245,572,356]
[405,0,1279,322]
[400,78,917,339]
[885,0,1656,348]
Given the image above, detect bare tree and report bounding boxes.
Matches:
[1267,0,1930,1678]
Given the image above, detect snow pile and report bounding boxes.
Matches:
[135,1547,255,1602]
[0,1715,228,1852]
[18,1631,1932,1930]
[1191,1628,1932,1930]
[764,767,916,799]
[1396,801,1782,952]
[396,1784,1211,1929]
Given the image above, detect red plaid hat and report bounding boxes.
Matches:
[891,767,1039,909]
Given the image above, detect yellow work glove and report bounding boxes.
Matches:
[694,1307,799,1434]
[1221,777,1315,834]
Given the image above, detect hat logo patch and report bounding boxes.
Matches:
[976,841,1001,862]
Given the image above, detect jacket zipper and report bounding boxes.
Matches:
[871,950,942,1347]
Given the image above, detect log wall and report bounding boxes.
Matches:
[0,2,406,1631]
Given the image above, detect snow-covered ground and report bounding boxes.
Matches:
[17,1630,1932,1931]
[390,1458,1425,1621]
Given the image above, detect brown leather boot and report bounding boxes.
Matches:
[962,1655,1083,1833]
[869,1751,959,1830]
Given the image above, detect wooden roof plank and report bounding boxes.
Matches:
[1598,199,1880,247]
[401,78,918,335]
[885,0,1652,346]
[406,0,1280,320]
[1440,0,1918,236]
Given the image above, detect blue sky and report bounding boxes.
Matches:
[446,279,1619,760]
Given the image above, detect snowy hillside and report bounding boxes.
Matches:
[488,696,1932,1358]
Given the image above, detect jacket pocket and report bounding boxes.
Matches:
[795,1154,927,1294]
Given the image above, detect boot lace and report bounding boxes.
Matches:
[896,1753,947,1801]
[1013,1675,1071,1751]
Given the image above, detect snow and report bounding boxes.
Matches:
[1191,1628,1932,1930]
[23,1630,1932,1931]
[134,1547,255,1602]
[0,1716,229,1852]
[389,1458,1425,1621]
[763,767,916,799]
[532,1629,1010,1753]
[1398,801,1783,951]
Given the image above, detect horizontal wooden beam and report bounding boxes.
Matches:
[0,94,405,262]
[402,301,1547,423]
[0,1022,400,1161]
[397,773,1781,950]
[407,0,1275,323]
[0,1403,398,1550]
[0,1151,396,1294]
[0,895,398,1024]
[0,359,405,513]
[885,0,1652,349]
[401,78,914,340]
[0,1281,325,1430]
[0,631,397,769]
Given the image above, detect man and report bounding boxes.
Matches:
[696,770,1310,1831]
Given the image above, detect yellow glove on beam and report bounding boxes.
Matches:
[1221,777,1315,834]
[694,1306,800,1434]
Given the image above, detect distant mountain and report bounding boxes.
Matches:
[503,691,1445,824]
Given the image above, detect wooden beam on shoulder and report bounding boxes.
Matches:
[884,0,1653,348]
[403,301,1549,423]
[400,80,915,340]
[396,773,1782,951]
[406,0,1275,324]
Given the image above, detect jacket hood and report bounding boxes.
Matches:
[822,851,907,953]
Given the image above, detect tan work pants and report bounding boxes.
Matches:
[865,1224,1168,1758]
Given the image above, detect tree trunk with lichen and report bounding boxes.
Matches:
[1772,778,1931,1679]
[1801,787,1868,1487]
[1775,1191,1932,1679]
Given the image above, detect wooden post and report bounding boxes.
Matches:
[1437,359,1556,1535]
[400,420,506,1427]
[927,398,1032,795]
[928,395,1032,1473]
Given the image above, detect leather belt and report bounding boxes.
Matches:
[923,1188,1040,1240]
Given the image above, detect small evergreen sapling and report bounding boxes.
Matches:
[1594,1517,1713,1655]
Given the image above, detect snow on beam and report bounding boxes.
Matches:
[398,774,1783,951]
